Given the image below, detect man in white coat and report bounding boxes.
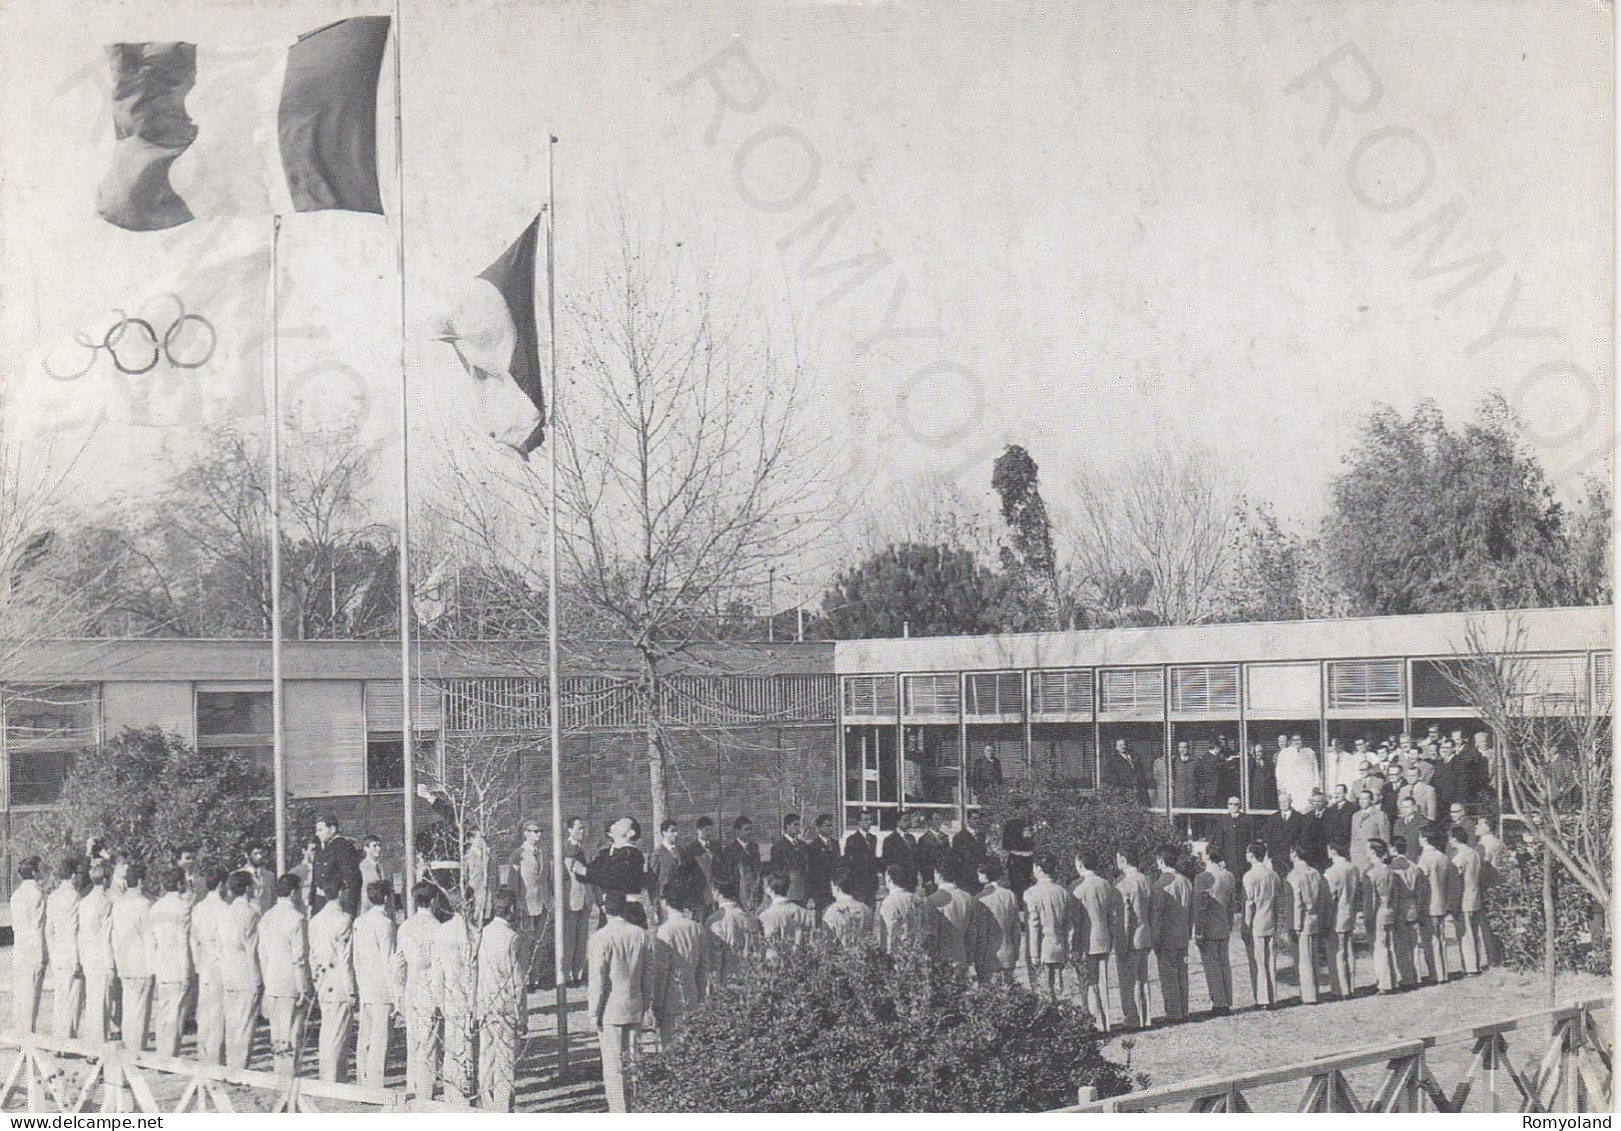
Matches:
[147,868,194,1056]
[432,896,478,1104]
[353,879,398,1088]
[10,856,48,1034]
[393,880,443,1099]
[77,865,117,1043]
[219,871,263,1069]
[111,863,154,1051]
[477,888,526,1112]
[191,866,231,1066]
[46,859,83,1040]
[309,880,357,1083]
[258,874,312,1078]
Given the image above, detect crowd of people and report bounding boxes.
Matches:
[6,761,1510,1115]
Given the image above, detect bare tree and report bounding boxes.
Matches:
[428,221,836,829]
[1446,617,1611,914]
[1059,446,1241,626]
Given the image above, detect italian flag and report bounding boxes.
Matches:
[97,16,391,231]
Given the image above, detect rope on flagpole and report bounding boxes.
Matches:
[269,213,288,875]
[392,0,418,914]
[545,133,570,1078]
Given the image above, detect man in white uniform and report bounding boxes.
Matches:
[477,889,526,1112]
[77,865,117,1042]
[393,880,443,1098]
[111,863,154,1051]
[258,874,312,1077]
[147,868,194,1056]
[432,897,478,1104]
[309,880,357,1083]
[46,859,84,1040]
[1275,734,1321,815]
[353,880,397,1087]
[10,856,48,1034]
[218,871,263,1069]
[191,866,231,1065]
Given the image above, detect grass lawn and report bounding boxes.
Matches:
[1109,967,1612,1112]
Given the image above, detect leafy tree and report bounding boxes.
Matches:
[975,777,1177,882]
[992,445,1060,628]
[634,937,1135,1112]
[1322,396,1580,615]
[13,727,290,878]
[1565,474,1613,606]
[816,543,1011,639]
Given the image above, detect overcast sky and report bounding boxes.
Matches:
[1,0,1611,540]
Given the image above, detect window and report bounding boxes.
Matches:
[1327,660,1404,710]
[366,734,437,792]
[1411,660,1472,710]
[965,671,1024,716]
[195,690,273,774]
[1099,668,1164,718]
[902,674,960,719]
[3,684,99,806]
[842,676,897,718]
[1030,670,1093,717]
[1169,665,1240,715]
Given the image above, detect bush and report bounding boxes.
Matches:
[633,937,1136,1112]
[1486,836,1609,977]
[976,777,1177,881]
[13,726,293,882]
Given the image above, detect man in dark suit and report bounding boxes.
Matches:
[950,821,984,875]
[879,814,918,890]
[1194,741,1224,809]
[312,815,362,915]
[769,814,810,905]
[1392,797,1430,860]
[1103,738,1146,804]
[1297,791,1331,870]
[915,812,949,893]
[719,815,763,913]
[969,744,1004,804]
[1212,796,1251,877]
[1262,795,1303,881]
[1322,784,1355,853]
[804,814,839,914]
[840,810,881,906]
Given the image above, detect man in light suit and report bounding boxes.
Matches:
[647,819,684,925]
[757,871,817,949]
[433,895,478,1104]
[1364,840,1401,993]
[1449,825,1490,975]
[46,858,83,1040]
[926,858,982,971]
[11,856,48,1034]
[111,863,154,1051]
[589,890,657,1114]
[652,872,712,1046]
[1151,845,1193,1022]
[1286,845,1328,1005]
[353,879,397,1088]
[975,859,1020,983]
[561,817,593,987]
[1417,830,1458,984]
[147,868,194,1056]
[705,876,759,985]
[1241,841,1281,1008]
[1193,845,1235,1015]
[258,874,312,1078]
[510,820,552,988]
[309,880,357,1084]
[77,864,117,1042]
[218,871,262,1069]
[1114,851,1156,1028]
[191,865,230,1065]
[1322,841,1360,998]
[1070,851,1114,1028]
[1024,853,1075,1000]
[393,880,443,1098]
[477,888,526,1112]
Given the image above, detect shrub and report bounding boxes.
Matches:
[1486,835,1609,977]
[13,726,294,882]
[976,777,1177,882]
[633,937,1135,1112]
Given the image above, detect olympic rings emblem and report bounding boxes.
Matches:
[42,293,217,380]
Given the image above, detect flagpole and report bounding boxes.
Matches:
[269,214,288,874]
[392,0,418,914]
[545,134,570,1076]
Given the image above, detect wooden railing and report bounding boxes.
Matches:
[0,1030,447,1114]
[1061,996,1612,1114]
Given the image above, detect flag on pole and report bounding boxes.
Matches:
[434,216,547,456]
[96,16,391,231]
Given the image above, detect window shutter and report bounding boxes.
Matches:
[902,674,959,719]
[286,681,366,797]
[1595,653,1612,702]
[965,671,1024,717]
[1030,670,1093,718]
[1327,660,1404,710]
[842,675,897,719]
[364,680,444,733]
[1512,656,1589,714]
[1169,665,1240,715]
[1099,668,1164,718]
[104,682,194,743]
